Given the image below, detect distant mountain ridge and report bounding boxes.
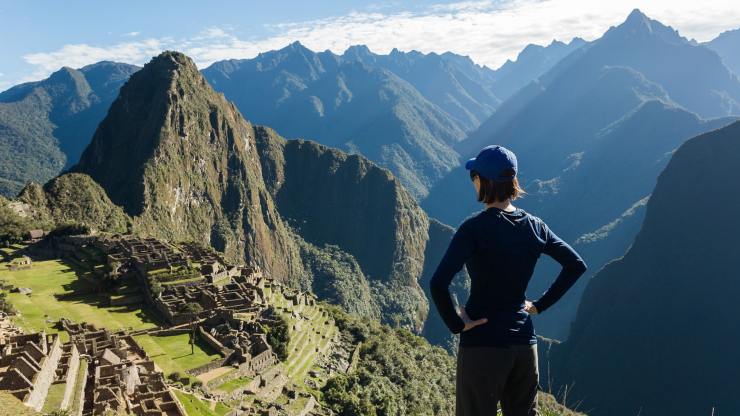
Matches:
[203,42,480,199]
[490,38,586,101]
[704,27,740,76]
[0,62,139,196]
[0,41,578,200]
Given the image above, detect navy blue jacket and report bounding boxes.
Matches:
[429,206,587,346]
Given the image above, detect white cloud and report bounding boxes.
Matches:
[124,31,140,37]
[20,39,166,83]
[12,0,740,87]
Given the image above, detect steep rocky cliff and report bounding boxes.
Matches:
[254,130,430,330]
[74,51,306,282]
[550,121,740,415]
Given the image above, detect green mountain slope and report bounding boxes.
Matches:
[0,62,139,196]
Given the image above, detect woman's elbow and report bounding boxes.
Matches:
[575,259,588,274]
[429,273,448,294]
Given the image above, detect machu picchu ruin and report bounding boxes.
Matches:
[0,232,347,416]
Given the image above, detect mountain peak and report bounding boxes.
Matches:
[625,8,648,25]
[345,44,372,54]
[45,66,92,99]
[149,50,198,72]
[606,9,686,45]
[343,44,374,61]
[283,40,312,54]
[74,51,224,215]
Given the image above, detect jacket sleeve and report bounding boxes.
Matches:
[429,221,475,334]
[533,221,588,313]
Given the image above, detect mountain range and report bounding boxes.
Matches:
[549,120,740,415]
[704,28,740,75]
[10,51,473,351]
[0,62,139,196]
[0,37,586,202]
[423,9,740,339]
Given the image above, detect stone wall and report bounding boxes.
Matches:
[187,358,227,376]
[59,344,80,410]
[25,335,63,411]
[197,326,232,357]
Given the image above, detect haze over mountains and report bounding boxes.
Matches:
[423,9,740,338]
[0,37,586,202]
[705,28,740,76]
[550,121,740,415]
[0,8,739,359]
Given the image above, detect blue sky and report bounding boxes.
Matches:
[1,0,739,92]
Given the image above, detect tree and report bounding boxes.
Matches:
[183,302,203,354]
[264,306,290,361]
[150,281,163,298]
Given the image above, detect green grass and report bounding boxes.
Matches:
[265,289,336,388]
[215,376,253,393]
[69,359,88,415]
[162,276,204,286]
[173,390,231,416]
[40,382,66,413]
[133,333,221,380]
[0,258,160,338]
[0,391,38,416]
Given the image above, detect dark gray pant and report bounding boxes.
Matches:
[456,344,539,416]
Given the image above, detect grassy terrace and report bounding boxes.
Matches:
[0,392,38,416]
[0,257,160,338]
[174,390,231,416]
[40,382,66,413]
[0,250,221,380]
[69,359,88,415]
[214,375,252,393]
[264,286,337,389]
[134,333,221,381]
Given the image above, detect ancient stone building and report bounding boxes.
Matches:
[0,331,63,411]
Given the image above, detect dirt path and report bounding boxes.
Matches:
[196,366,233,384]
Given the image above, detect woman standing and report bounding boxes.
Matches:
[430,145,587,416]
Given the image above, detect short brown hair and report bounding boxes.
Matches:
[470,169,526,203]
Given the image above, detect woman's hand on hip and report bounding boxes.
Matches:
[458,306,488,332]
[524,300,539,315]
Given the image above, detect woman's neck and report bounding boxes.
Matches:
[485,199,515,212]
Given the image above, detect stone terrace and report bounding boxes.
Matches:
[61,320,186,416]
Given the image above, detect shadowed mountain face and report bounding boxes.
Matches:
[423,9,738,339]
[0,62,139,196]
[203,42,484,199]
[550,121,740,416]
[705,28,740,76]
[56,51,468,339]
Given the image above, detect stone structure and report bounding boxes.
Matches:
[0,331,63,411]
[59,320,187,416]
[7,255,32,270]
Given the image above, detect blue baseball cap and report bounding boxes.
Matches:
[465,145,518,181]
